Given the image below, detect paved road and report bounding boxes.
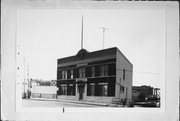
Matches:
[22,99,104,107]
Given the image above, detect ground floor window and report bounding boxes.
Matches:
[87,79,115,97]
[68,84,75,95]
[98,83,108,96]
[61,84,67,95]
[60,84,75,95]
[120,86,125,93]
[90,83,95,96]
[57,80,76,96]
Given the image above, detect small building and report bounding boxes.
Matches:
[30,79,57,99]
[57,47,133,104]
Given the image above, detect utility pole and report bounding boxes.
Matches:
[27,64,31,98]
[99,27,109,49]
[27,64,29,90]
[23,58,26,98]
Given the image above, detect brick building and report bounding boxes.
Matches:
[57,47,133,104]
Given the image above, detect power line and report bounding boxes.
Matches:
[134,70,160,75]
[116,69,160,75]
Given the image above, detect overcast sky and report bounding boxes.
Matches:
[17,9,165,88]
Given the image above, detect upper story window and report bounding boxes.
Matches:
[100,65,108,76]
[123,69,125,80]
[62,71,64,79]
[70,69,73,79]
[91,66,95,77]
[62,70,67,79]
[100,66,104,76]
[104,65,108,76]
[79,68,85,78]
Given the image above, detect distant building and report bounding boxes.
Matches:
[57,47,133,103]
[30,79,57,87]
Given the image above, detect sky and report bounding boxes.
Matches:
[17,9,165,88]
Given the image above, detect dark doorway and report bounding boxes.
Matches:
[78,84,84,100]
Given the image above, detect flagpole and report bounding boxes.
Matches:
[81,15,83,50]
[80,15,84,58]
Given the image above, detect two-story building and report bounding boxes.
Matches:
[57,47,133,104]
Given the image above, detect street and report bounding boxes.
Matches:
[22,99,104,107]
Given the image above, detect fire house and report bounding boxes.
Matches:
[57,47,133,103]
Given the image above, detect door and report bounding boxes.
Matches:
[78,85,84,100]
[126,87,128,98]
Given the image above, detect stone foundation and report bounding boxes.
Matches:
[57,95,113,104]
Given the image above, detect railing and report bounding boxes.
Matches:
[112,98,122,105]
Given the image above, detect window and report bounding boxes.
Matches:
[61,84,67,95]
[104,65,108,76]
[123,69,125,80]
[82,68,85,77]
[100,65,108,76]
[79,68,82,78]
[99,83,108,96]
[70,69,73,79]
[62,70,67,79]
[91,66,95,77]
[100,66,104,76]
[62,71,64,79]
[64,70,67,79]
[126,87,128,98]
[68,84,75,95]
[90,83,95,96]
[79,68,85,78]
[120,86,124,93]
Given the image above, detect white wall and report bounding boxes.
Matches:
[32,86,58,94]
[116,49,133,100]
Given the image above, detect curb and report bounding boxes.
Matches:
[57,99,108,106]
[26,98,108,107]
[26,98,58,102]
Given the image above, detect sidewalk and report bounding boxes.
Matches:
[28,97,57,102]
[28,97,109,107]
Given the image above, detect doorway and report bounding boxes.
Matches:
[78,84,84,100]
